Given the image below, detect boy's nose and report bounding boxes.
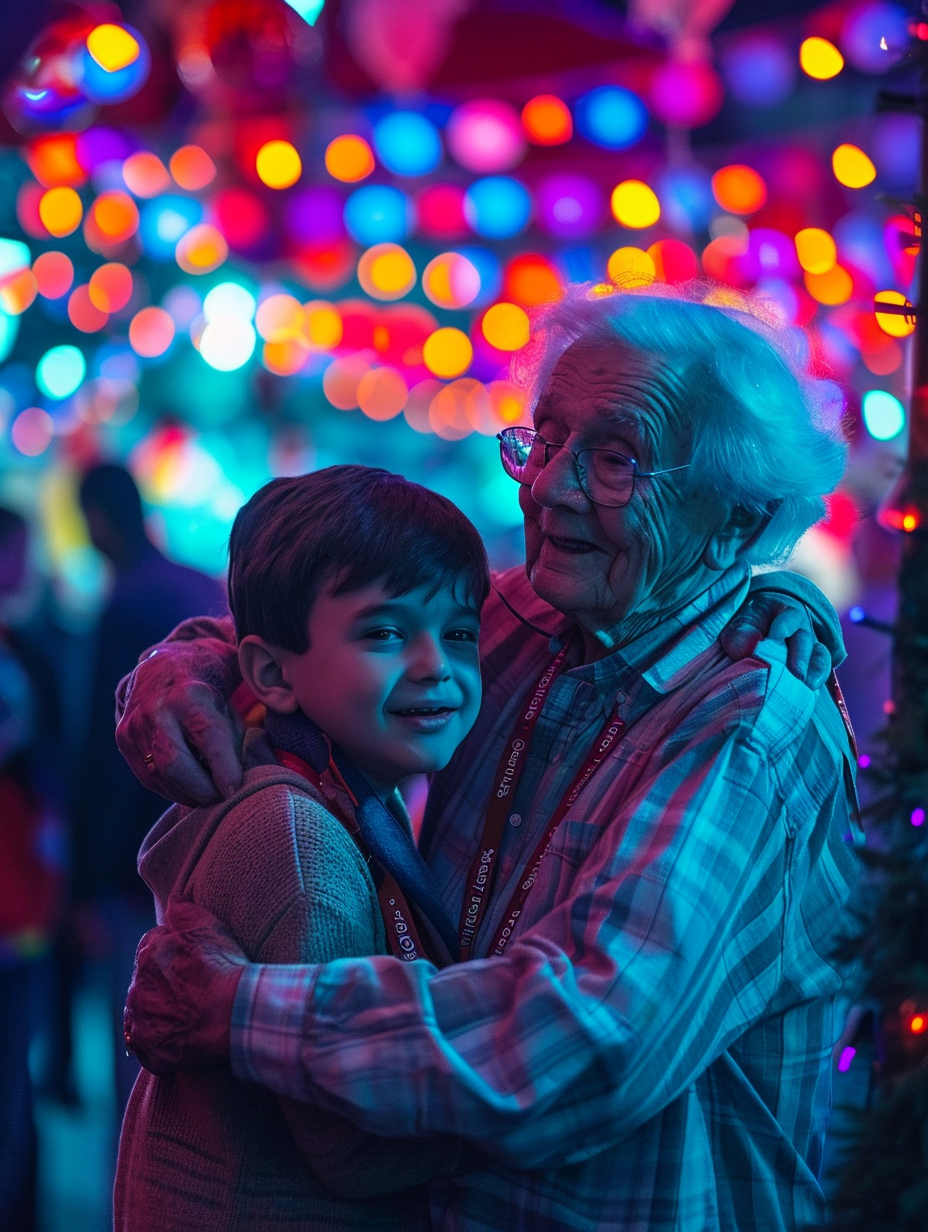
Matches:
[409,635,451,681]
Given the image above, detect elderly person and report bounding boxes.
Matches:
[120,286,858,1232]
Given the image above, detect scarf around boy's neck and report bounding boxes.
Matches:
[263,708,459,959]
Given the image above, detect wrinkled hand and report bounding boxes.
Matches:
[123,898,247,1075]
[721,591,832,690]
[116,641,245,806]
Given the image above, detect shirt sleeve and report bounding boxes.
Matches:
[231,723,853,1169]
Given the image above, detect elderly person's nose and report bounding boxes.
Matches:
[531,443,590,510]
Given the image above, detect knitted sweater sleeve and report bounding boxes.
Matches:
[188,778,460,1197]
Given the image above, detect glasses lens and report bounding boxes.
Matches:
[499,428,539,483]
[579,449,636,507]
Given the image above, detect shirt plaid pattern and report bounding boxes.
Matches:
[232,564,860,1232]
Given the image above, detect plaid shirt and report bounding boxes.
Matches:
[232,564,860,1232]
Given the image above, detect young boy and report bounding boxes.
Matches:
[115,466,489,1231]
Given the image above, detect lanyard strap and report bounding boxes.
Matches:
[457,646,625,960]
[275,749,430,964]
[457,647,569,959]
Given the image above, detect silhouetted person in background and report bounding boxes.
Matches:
[71,464,226,1121]
[0,507,65,1232]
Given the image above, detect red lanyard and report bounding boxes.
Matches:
[457,648,625,960]
[275,749,430,964]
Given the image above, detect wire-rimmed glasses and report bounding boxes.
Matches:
[497,426,689,509]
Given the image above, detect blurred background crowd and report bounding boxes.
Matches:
[0,0,921,1226]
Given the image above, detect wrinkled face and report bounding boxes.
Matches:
[279,581,482,795]
[522,339,722,643]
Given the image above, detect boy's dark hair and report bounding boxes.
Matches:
[228,465,491,652]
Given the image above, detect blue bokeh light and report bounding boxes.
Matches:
[574,86,647,151]
[463,177,531,239]
[722,35,795,107]
[139,196,203,260]
[372,112,442,177]
[77,26,151,104]
[343,185,412,245]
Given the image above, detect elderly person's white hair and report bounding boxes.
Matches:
[515,283,848,567]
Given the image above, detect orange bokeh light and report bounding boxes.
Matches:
[89,263,133,313]
[122,152,170,198]
[303,301,343,350]
[608,246,656,288]
[175,224,228,274]
[503,254,562,307]
[481,302,530,351]
[911,1014,926,1034]
[324,135,375,183]
[357,244,417,301]
[33,252,74,299]
[256,294,305,343]
[357,367,408,421]
[711,165,767,215]
[68,285,109,333]
[323,355,371,410]
[262,339,309,376]
[805,265,853,305]
[26,135,86,188]
[832,144,876,189]
[91,191,140,242]
[0,269,37,316]
[521,95,572,145]
[129,306,175,357]
[39,187,83,237]
[169,145,216,191]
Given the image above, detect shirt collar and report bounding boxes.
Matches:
[559,563,751,708]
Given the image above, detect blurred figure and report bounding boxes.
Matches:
[0,508,64,1232]
[71,464,226,1121]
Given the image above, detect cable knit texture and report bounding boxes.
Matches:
[115,735,458,1231]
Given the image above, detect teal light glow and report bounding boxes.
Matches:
[0,239,30,279]
[0,310,18,365]
[36,345,86,399]
[862,389,905,441]
[282,0,325,24]
[203,282,256,323]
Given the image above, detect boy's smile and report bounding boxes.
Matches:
[244,580,483,797]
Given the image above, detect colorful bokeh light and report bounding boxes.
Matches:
[199,317,256,371]
[170,145,217,191]
[800,36,844,79]
[37,344,85,398]
[11,407,54,457]
[256,140,302,189]
[481,302,530,351]
[610,181,660,229]
[325,135,375,183]
[464,177,531,239]
[357,367,408,420]
[129,306,176,357]
[90,190,140,242]
[122,151,171,198]
[423,327,473,378]
[575,86,647,150]
[711,165,767,214]
[176,223,228,274]
[344,185,411,245]
[874,290,916,337]
[88,262,133,313]
[608,246,656,287]
[794,227,837,274]
[804,265,853,305]
[832,143,877,188]
[33,251,74,299]
[357,243,417,301]
[39,187,83,238]
[304,301,343,350]
[446,100,526,174]
[521,95,572,145]
[87,23,141,72]
[862,389,905,440]
[372,112,441,177]
[503,254,562,306]
[422,252,480,309]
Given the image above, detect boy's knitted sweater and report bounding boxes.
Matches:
[114,731,458,1232]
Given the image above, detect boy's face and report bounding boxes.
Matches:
[276,580,482,795]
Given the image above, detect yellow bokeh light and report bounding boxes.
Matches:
[263,339,309,376]
[175,223,228,274]
[357,244,416,301]
[610,180,660,229]
[87,23,140,72]
[804,265,853,305]
[607,246,656,288]
[488,380,527,427]
[325,135,375,183]
[799,36,844,80]
[429,380,480,440]
[794,227,836,275]
[832,144,876,189]
[0,269,37,316]
[255,140,302,190]
[423,327,473,379]
[39,186,83,237]
[256,294,305,343]
[422,252,481,309]
[90,190,139,241]
[482,302,530,351]
[874,290,916,338]
[303,301,343,350]
[357,367,408,421]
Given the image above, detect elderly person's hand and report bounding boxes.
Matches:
[720,590,833,691]
[124,898,247,1074]
[116,637,245,807]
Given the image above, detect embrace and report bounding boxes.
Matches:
[118,285,860,1232]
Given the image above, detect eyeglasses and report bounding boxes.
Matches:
[497,426,690,509]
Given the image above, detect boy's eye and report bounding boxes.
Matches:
[362,627,403,642]
[445,627,479,643]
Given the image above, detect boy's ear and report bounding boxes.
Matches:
[238,636,299,714]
